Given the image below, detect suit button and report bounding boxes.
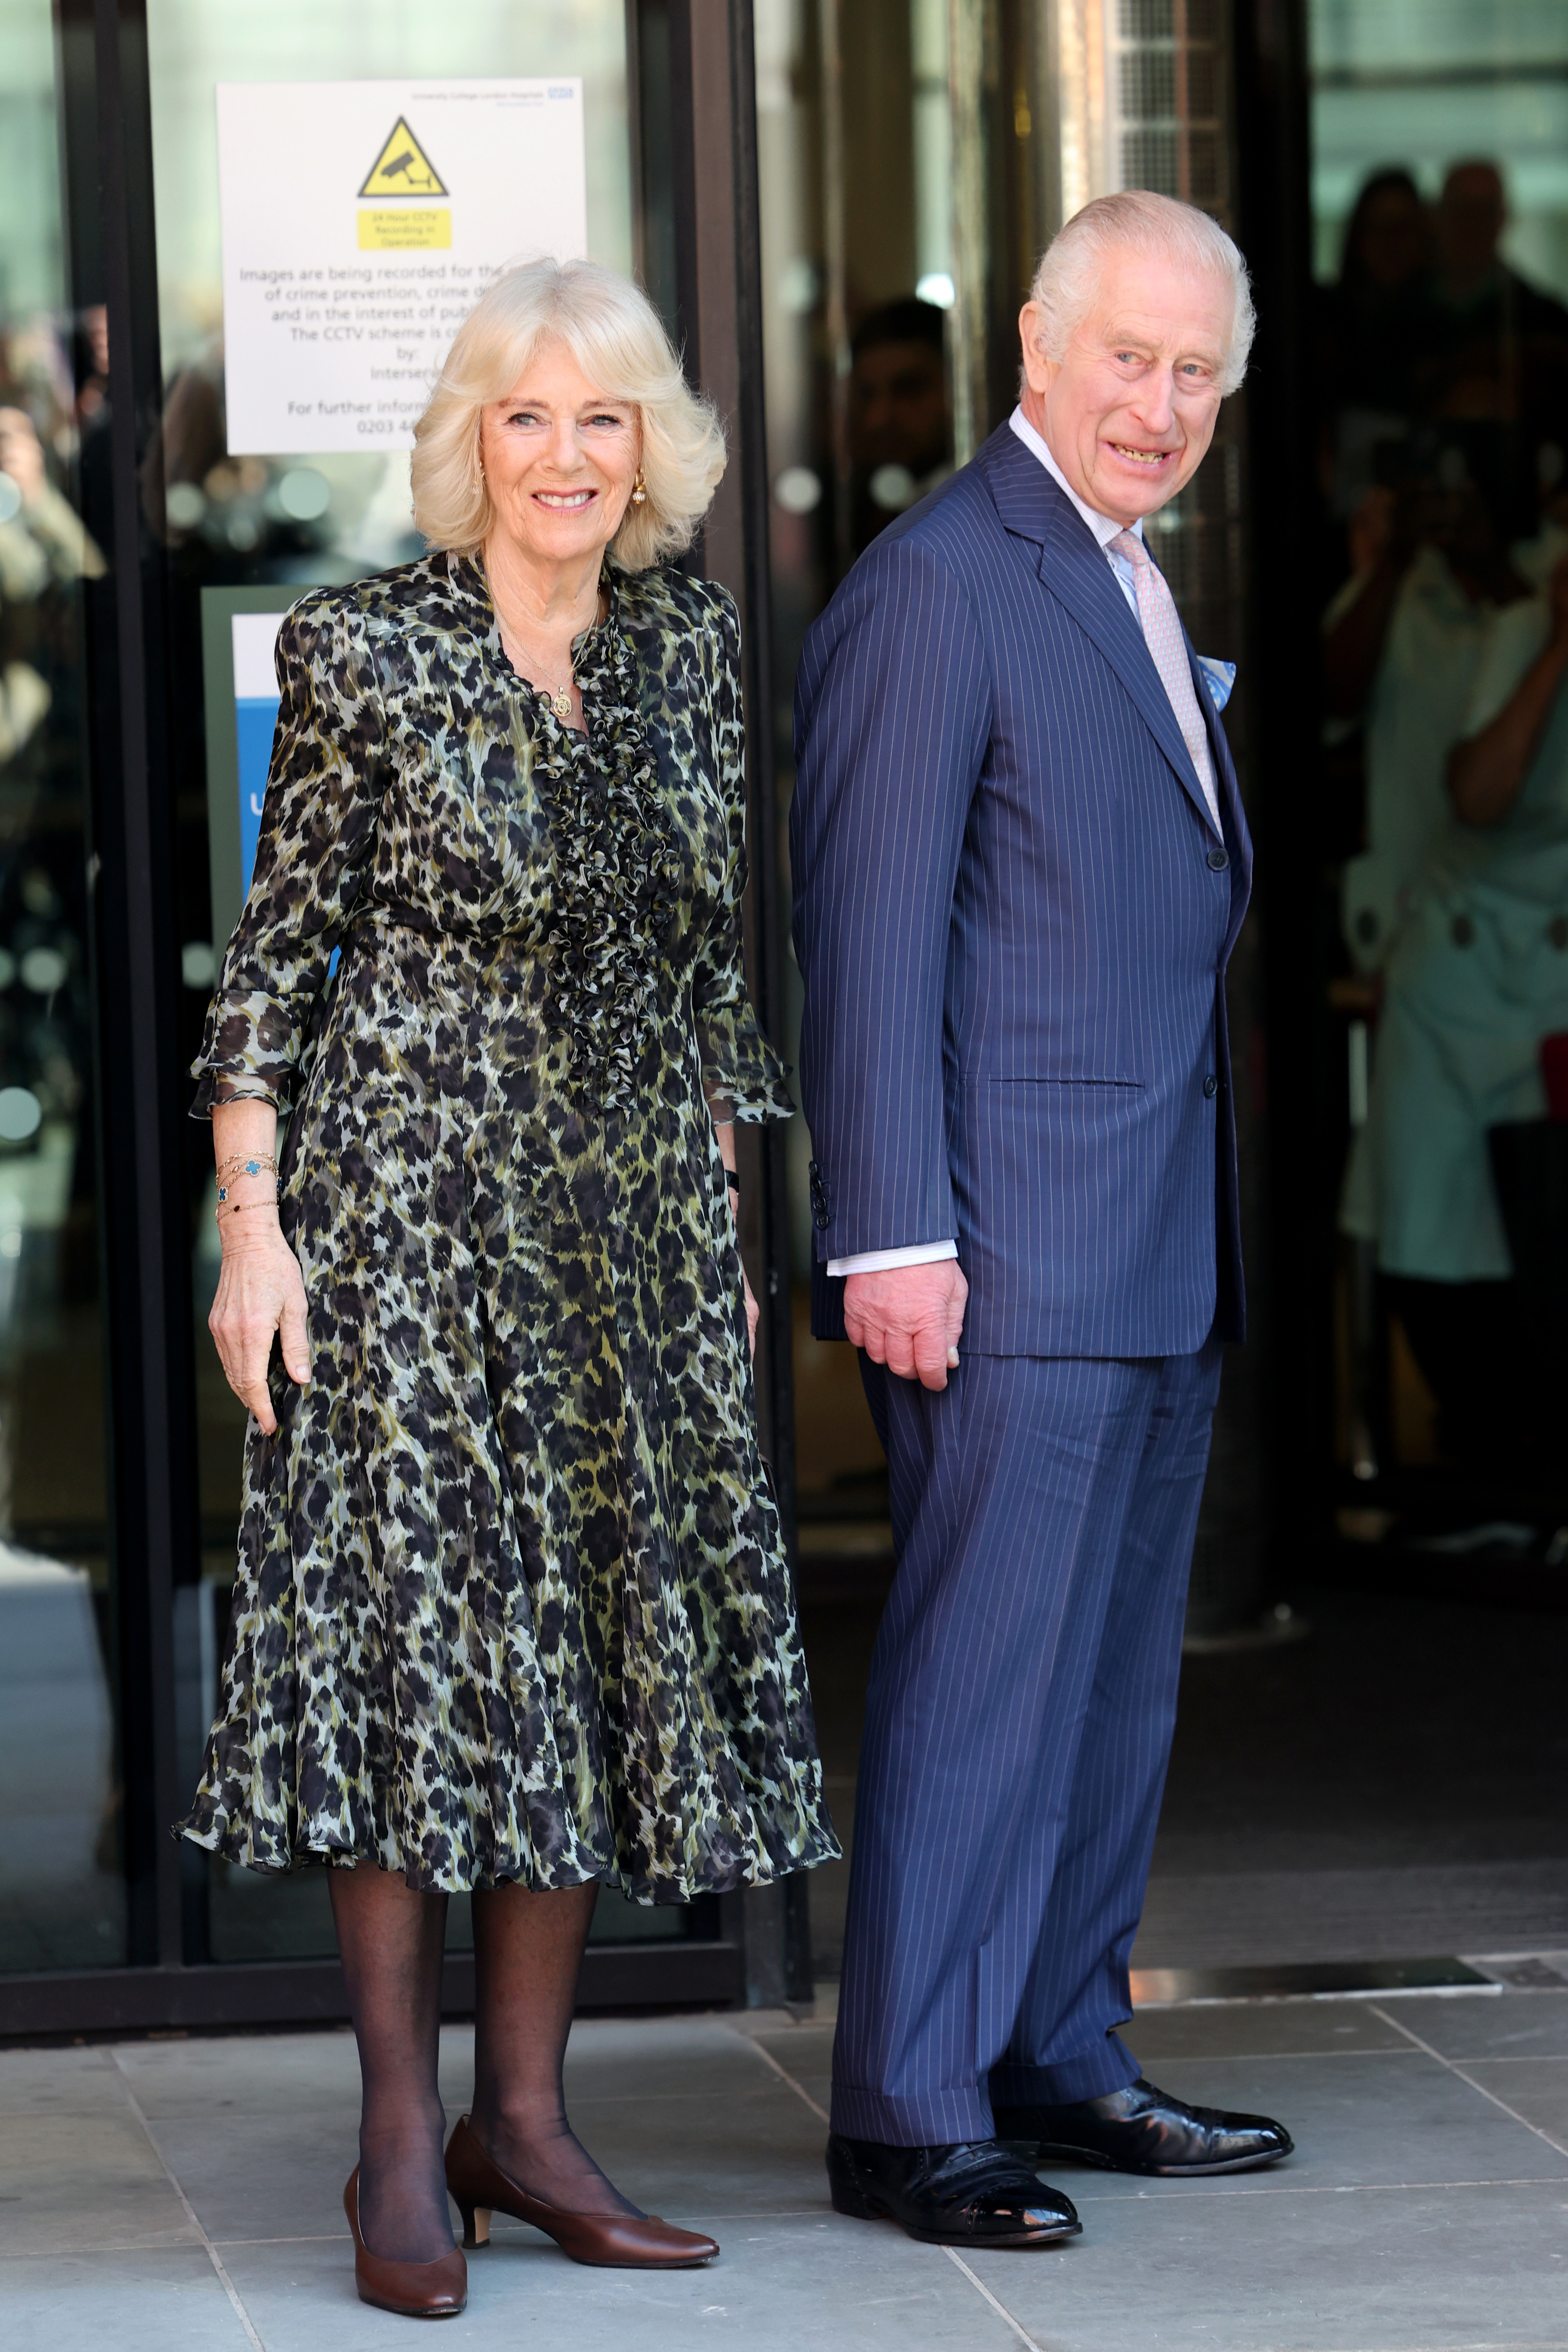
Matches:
[813,1209,830,1231]
[1207,845,1229,871]
[1203,1072,1219,1098]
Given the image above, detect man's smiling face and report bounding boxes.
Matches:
[1018,249,1232,524]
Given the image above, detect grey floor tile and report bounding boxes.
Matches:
[1459,2057,1568,2151]
[1130,2000,1422,2064]
[737,2022,834,2116]
[724,2000,839,2035]
[0,2245,249,2352]
[225,2215,1025,2351]
[115,2026,363,2120]
[167,2081,828,2246]
[972,2178,1568,2352]
[152,2109,361,2245]
[0,2111,197,2257]
[1051,2051,1568,2200]
[25,2004,1568,2352]
[1387,1989,1568,2062]
[519,2082,832,2217]
[0,2043,134,2117]
[559,2016,775,2105]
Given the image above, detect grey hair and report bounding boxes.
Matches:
[412,257,727,570]
[1026,191,1255,397]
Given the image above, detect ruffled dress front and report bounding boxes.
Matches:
[180,550,837,1900]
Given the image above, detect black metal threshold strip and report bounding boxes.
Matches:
[1130,1956,1501,2006]
[0,1941,744,2043]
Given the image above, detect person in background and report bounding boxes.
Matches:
[0,402,105,762]
[848,296,952,552]
[1327,451,1528,975]
[1344,499,1568,1479]
[1322,168,1430,420]
[1417,161,1568,538]
[1318,168,1431,534]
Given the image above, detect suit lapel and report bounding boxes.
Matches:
[1191,641,1241,845]
[1190,646,1252,956]
[981,428,1216,835]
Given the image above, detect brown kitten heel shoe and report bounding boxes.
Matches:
[445,2113,719,2269]
[343,2169,467,2318]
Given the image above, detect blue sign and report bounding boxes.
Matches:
[230,611,287,898]
[234,693,279,896]
[227,610,335,975]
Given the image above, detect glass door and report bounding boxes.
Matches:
[137,0,713,1967]
[755,0,1256,1970]
[1307,0,1568,1569]
[0,0,123,1976]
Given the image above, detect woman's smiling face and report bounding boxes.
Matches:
[478,339,641,568]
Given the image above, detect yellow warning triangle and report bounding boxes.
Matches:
[357,117,449,200]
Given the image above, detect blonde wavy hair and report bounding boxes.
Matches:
[411,258,726,570]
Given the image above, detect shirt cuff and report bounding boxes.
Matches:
[826,1240,959,1278]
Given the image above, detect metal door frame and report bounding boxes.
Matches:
[1,0,804,2040]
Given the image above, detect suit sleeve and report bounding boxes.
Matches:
[790,535,991,1262]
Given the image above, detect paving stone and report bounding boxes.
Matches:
[0,2108,196,2258]
[0,2245,246,2351]
[1457,2057,1568,2154]
[8,2002,1568,2351]
[972,2178,1568,2352]
[1129,1998,1425,2064]
[1390,1989,1568,2063]
[223,2216,1021,2351]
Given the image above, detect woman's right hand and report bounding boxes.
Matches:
[210,1216,311,1436]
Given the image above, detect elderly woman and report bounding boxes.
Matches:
[182,259,836,2319]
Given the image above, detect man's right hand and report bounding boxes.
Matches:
[843,1259,969,1391]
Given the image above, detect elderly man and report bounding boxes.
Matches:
[791,191,1293,2248]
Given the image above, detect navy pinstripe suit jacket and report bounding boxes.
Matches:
[791,422,1252,1358]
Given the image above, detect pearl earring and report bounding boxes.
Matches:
[630,469,648,506]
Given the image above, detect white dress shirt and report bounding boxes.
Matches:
[1008,405,1144,613]
[1012,407,1220,827]
[825,407,1211,1279]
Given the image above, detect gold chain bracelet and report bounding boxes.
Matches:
[216,1152,279,1182]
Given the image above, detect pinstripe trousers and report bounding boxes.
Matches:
[830,1339,1222,2146]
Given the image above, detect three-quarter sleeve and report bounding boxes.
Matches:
[691,590,795,1124]
[190,594,384,1119]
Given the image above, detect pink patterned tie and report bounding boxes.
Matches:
[1108,528,1219,828]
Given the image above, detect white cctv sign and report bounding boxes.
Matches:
[216,78,588,455]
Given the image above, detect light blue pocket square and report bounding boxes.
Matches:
[1197,656,1236,713]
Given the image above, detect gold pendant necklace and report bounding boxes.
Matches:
[545,680,574,720]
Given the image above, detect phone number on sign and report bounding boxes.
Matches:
[356,419,409,436]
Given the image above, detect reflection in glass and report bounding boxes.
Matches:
[0,0,122,1967]
[1313,2,1568,1525]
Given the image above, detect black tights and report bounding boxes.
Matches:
[329,1869,639,2262]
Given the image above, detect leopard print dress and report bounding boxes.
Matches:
[180,549,838,1901]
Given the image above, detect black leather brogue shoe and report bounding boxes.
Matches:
[826,2134,1081,2247]
[994,2079,1293,2177]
